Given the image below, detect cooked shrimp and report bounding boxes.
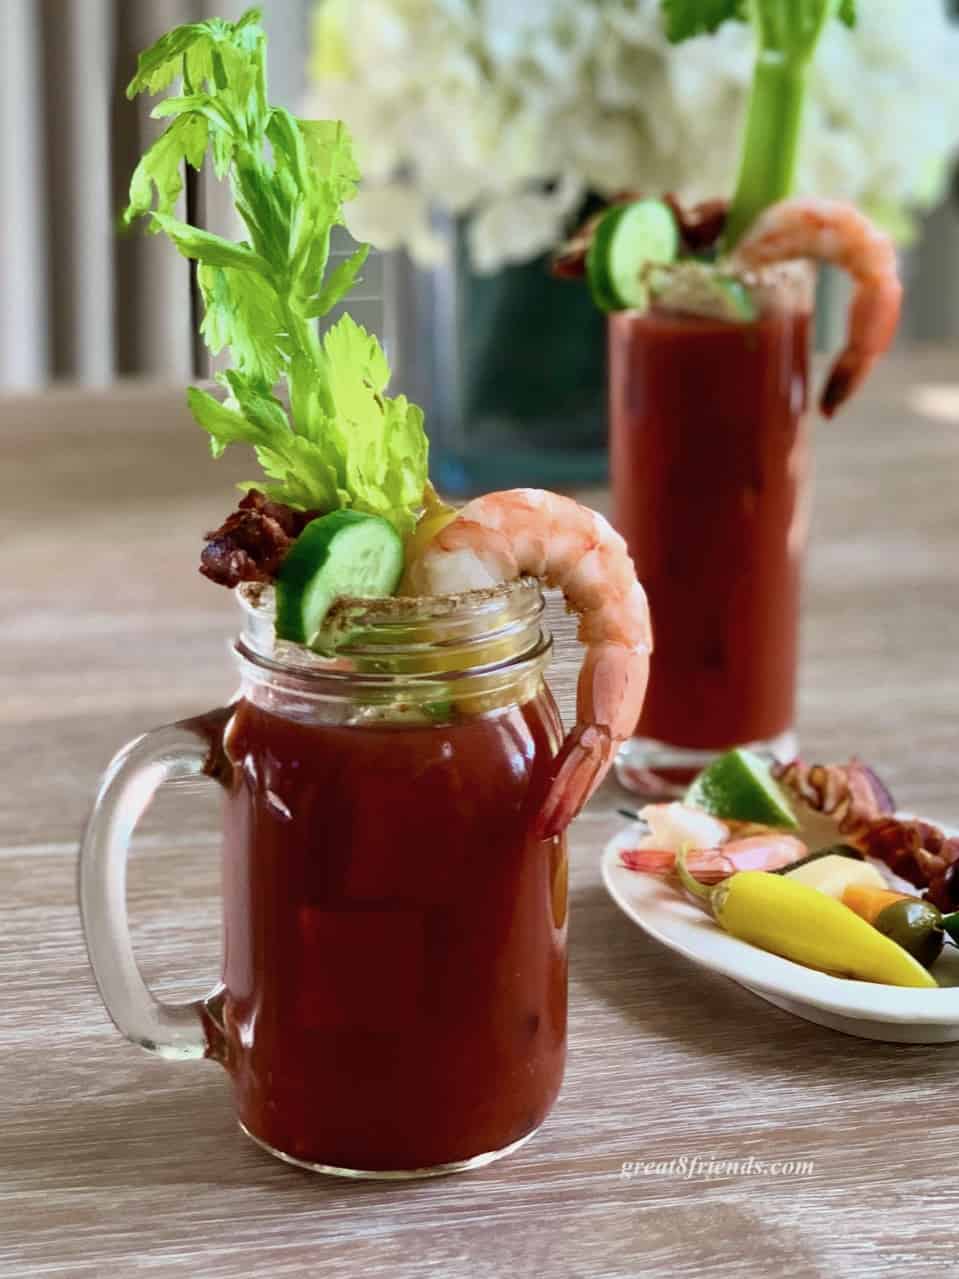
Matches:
[620,834,806,884]
[731,198,902,418]
[407,488,651,838]
[637,802,730,853]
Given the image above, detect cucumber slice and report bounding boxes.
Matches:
[276,510,404,646]
[684,748,799,830]
[586,199,679,312]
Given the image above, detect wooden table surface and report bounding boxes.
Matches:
[3,353,959,1277]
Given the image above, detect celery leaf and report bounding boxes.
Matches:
[661,0,746,42]
[125,10,430,536]
[304,245,370,319]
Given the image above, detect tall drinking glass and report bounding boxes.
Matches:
[610,264,814,790]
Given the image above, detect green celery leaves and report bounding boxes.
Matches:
[123,7,429,538]
[661,0,746,42]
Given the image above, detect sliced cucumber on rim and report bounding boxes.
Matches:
[276,509,404,646]
[586,199,680,312]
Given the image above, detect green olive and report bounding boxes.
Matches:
[874,900,944,970]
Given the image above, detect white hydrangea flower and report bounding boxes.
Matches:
[306,0,959,272]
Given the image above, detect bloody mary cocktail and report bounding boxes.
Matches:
[213,586,568,1174]
[609,269,812,779]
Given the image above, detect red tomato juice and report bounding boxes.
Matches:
[214,692,568,1172]
[609,303,811,751]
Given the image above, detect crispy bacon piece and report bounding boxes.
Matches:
[668,196,728,253]
[199,490,320,588]
[550,192,729,280]
[856,817,959,908]
[774,757,959,905]
[773,758,895,840]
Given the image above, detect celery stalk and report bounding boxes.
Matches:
[722,54,808,249]
[719,0,851,250]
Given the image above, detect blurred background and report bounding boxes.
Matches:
[3,0,959,492]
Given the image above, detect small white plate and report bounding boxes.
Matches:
[602,827,959,1043]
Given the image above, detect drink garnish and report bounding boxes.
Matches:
[662,0,857,249]
[675,846,938,988]
[585,199,679,312]
[123,7,429,551]
[275,510,404,646]
[684,748,800,830]
[774,758,959,912]
[642,263,757,324]
[558,2,858,317]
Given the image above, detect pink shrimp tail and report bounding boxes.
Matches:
[620,848,736,883]
[535,724,615,840]
[535,641,650,839]
[720,834,806,871]
[820,273,903,417]
[620,834,805,880]
[732,199,902,419]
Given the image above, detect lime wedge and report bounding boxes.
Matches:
[684,749,799,830]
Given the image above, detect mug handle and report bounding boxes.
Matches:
[78,707,233,1061]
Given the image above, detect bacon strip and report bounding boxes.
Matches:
[199,490,320,588]
[773,758,895,840]
[774,756,959,908]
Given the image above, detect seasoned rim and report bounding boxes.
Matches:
[233,578,551,687]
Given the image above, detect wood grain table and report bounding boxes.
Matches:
[3,353,959,1278]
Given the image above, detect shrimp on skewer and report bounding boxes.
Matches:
[731,198,902,418]
[617,803,806,882]
[407,488,651,839]
[620,835,806,884]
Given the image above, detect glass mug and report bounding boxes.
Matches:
[609,263,814,790]
[79,582,568,1178]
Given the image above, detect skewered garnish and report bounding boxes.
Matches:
[781,852,884,898]
[770,844,863,875]
[773,759,959,908]
[676,848,938,990]
[620,834,805,885]
[620,752,957,985]
[841,887,945,970]
[618,800,805,883]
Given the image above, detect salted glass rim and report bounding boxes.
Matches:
[615,258,816,321]
[232,579,551,688]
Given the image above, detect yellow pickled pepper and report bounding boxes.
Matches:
[677,851,938,989]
